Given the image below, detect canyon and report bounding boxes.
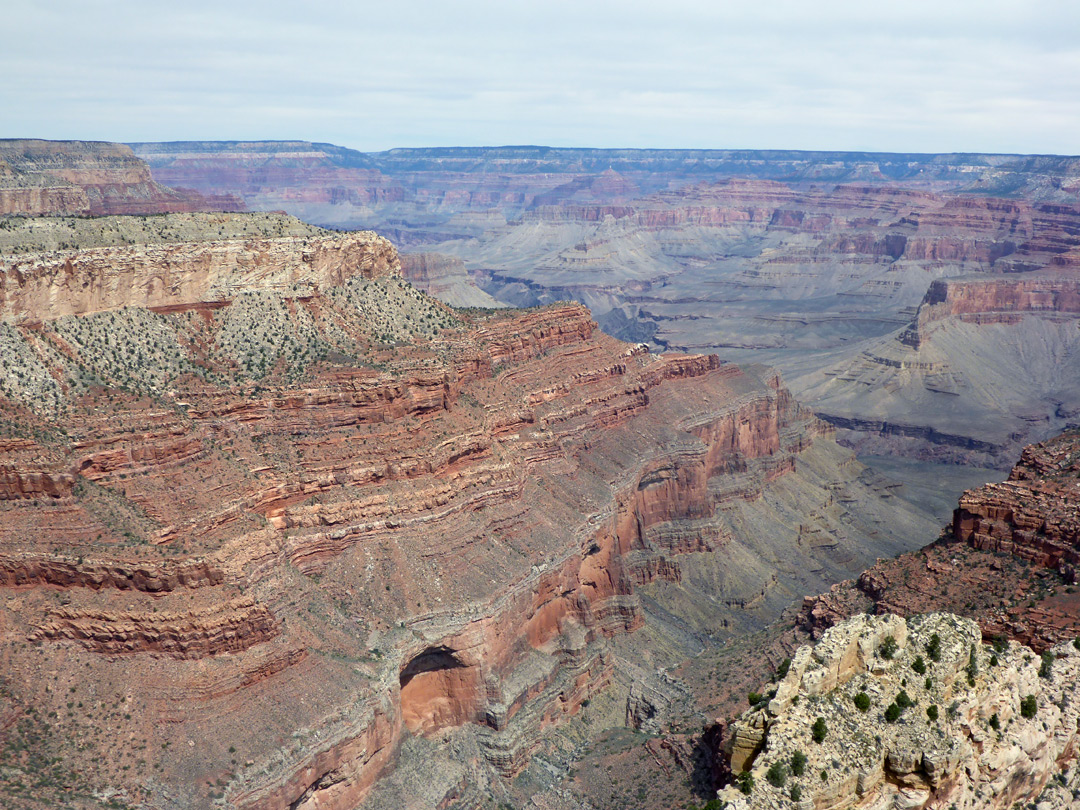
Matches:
[128,141,1080,465]
[0,162,940,810]
[3,139,1080,810]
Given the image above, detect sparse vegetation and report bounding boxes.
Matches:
[791,749,807,777]
[765,760,787,788]
[1020,695,1038,719]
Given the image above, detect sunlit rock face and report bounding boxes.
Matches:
[720,612,1080,810]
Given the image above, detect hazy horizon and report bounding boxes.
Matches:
[4,1,1078,156]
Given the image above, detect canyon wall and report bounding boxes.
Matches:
[0,139,241,216]
[0,228,399,321]
[954,429,1080,572]
[0,209,936,810]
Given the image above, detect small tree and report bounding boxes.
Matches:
[791,749,807,777]
[926,704,939,722]
[1039,651,1055,679]
[989,712,1000,730]
[895,690,915,710]
[884,703,901,723]
[747,691,763,706]
[775,658,791,680]
[966,647,978,686]
[790,784,802,802]
[926,633,941,662]
[1020,695,1038,719]
[853,692,871,713]
[736,770,754,795]
[879,635,899,660]
[765,761,788,788]
[911,655,927,675]
[812,717,828,743]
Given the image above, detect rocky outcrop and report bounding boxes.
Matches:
[32,597,278,657]
[0,139,241,215]
[954,430,1080,571]
[901,273,1080,348]
[719,612,1080,810]
[0,227,398,321]
[399,252,503,307]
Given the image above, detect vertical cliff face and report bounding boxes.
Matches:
[719,613,1080,810]
[954,429,1080,571]
[0,227,399,321]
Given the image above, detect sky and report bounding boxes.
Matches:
[4,1,1079,155]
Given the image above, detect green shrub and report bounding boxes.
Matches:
[911,655,926,675]
[895,690,915,710]
[1039,651,1055,679]
[965,646,978,686]
[879,635,899,660]
[925,677,933,691]
[791,749,807,777]
[790,784,802,802]
[853,692,871,712]
[992,635,1009,654]
[811,717,828,743]
[747,692,762,706]
[736,770,754,795]
[926,633,941,662]
[926,704,939,722]
[775,658,791,680]
[1020,695,1038,719]
[989,713,1000,730]
[765,760,787,788]
[884,703,901,723]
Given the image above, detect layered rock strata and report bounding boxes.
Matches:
[0,214,933,810]
[0,227,397,321]
[954,429,1080,571]
[0,139,240,215]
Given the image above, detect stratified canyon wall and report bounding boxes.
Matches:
[0,139,242,216]
[0,199,935,809]
[955,429,1080,573]
[126,141,1080,465]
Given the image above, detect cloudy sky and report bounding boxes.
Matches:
[4,1,1078,155]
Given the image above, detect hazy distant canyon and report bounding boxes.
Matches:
[130,140,1080,467]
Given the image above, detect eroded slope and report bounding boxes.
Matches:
[0,216,936,810]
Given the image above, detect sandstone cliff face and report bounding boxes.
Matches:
[720,613,1080,810]
[0,228,399,321]
[954,429,1080,571]
[0,139,241,216]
